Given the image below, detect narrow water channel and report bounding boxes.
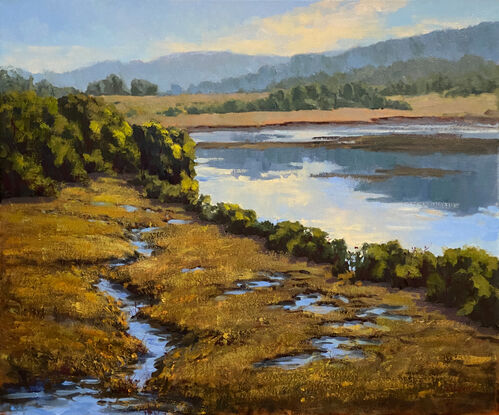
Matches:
[1,226,176,414]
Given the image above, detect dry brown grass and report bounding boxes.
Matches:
[102,93,267,126]
[102,93,499,129]
[396,92,499,117]
[0,176,179,388]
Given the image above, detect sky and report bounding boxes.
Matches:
[1,0,499,73]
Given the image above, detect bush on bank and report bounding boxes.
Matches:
[352,241,498,327]
[429,247,499,326]
[193,199,349,273]
[190,191,498,327]
[353,241,438,288]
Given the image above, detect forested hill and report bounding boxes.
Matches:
[187,22,499,93]
[271,55,499,95]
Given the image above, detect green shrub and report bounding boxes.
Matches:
[267,221,348,271]
[132,122,198,204]
[1,92,88,197]
[355,241,407,283]
[431,247,498,326]
[353,242,498,326]
[132,122,196,185]
[160,106,182,117]
[137,171,199,205]
[198,202,258,234]
[58,94,139,174]
[354,241,436,288]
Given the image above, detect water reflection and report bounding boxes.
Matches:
[192,122,499,143]
[195,141,499,255]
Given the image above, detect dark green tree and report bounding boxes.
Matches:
[86,74,129,95]
[131,79,158,96]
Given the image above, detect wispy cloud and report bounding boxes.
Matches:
[153,0,409,56]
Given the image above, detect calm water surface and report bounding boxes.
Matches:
[192,124,499,255]
[192,121,499,142]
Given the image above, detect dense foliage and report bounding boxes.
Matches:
[353,241,437,288]
[0,92,195,201]
[86,74,130,96]
[133,122,198,204]
[353,242,498,327]
[86,74,159,96]
[267,221,348,271]
[428,247,499,326]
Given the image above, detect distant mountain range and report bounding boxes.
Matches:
[188,22,499,93]
[4,21,499,94]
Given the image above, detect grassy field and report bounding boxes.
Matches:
[102,92,499,129]
[1,177,497,414]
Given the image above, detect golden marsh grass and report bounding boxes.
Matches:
[0,176,497,414]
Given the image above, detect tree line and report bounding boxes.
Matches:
[86,74,159,96]
[272,55,499,98]
[0,70,159,97]
[0,69,79,98]
[162,82,411,116]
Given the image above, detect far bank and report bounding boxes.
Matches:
[103,92,499,130]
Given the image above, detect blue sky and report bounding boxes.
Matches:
[1,0,498,72]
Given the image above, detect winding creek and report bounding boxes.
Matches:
[1,225,177,414]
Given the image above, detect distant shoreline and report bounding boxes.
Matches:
[187,114,499,132]
[103,92,499,130]
[196,133,499,155]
